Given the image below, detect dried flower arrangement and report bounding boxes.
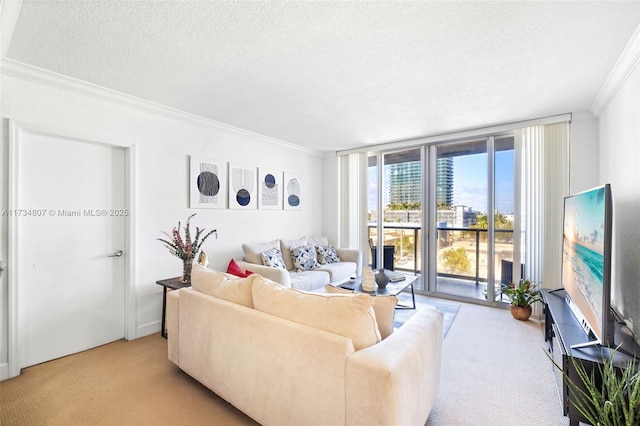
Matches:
[158,213,217,283]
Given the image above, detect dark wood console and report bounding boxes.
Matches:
[543,289,639,426]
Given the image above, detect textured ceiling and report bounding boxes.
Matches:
[4,1,640,151]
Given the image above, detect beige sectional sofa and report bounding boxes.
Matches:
[167,265,443,426]
[236,236,362,291]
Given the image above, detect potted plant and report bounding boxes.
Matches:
[158,213,217,284]
[549,350,639,426]
[501,279,542,320]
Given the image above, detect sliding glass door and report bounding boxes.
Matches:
[367,149,423,286]
[367,135,518,303]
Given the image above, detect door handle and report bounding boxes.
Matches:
[108,250,124,258]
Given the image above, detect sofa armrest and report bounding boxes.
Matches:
[166,290,180,365]
[336,248,362,276]
[235,260,292,288]
[345,308,443,425]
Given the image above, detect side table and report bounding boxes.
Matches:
[155,277,191,338]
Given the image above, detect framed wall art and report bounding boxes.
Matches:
[190,156,227,209]
[228,163,257,209]
[283,172,303,210]
[258,167,283,210]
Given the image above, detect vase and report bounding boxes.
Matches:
[510,305,532,321]
[374,268,389,289]
[182,258,194,284]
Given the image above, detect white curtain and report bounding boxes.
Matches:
[516,122,570,316]
[338,152,369,258]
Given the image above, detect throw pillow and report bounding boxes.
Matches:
[279,236,308,271]
[291,244,319,272]
[316,245,341,265]
[252,279,381,351]
[324,285,397,340]
[226,259,253,278]
[261,248,287,269]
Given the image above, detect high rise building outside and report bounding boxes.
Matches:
[436,158,454,206]
[388,158,454,206]
[388,161,421,205]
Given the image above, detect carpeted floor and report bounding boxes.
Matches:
[0,335,258,426]
[1,300,570,426]
[394,292,460,337]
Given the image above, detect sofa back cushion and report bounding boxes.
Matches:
[252,279,381,350]
[191,264,255,308]
[324,285,397,340]
[242,239,280,265]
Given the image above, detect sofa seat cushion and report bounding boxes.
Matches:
[252,279,381,350]
[191,264,256,308]
[316,261,356,284]
[289,270,330,292]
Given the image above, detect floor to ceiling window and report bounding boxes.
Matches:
[367,149,423,285]
[366,134,518,303]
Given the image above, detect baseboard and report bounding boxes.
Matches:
[135,320,161,340]
[0,362,9,381]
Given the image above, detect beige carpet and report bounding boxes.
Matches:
[1,301,570,426]
[426,301,569,426]
[0,334,257,426]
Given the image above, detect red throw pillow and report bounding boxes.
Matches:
[227,259,252,278]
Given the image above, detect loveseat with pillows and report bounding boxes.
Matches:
[166,264,443,426]
[235,236,361,291]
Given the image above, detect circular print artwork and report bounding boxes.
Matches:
[265,173,276,189]
[197,171,220,196]
[236,188,251,206]
[288,195,300,206]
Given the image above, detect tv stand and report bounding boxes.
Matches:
[543,289,639,426]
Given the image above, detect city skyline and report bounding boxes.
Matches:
[368,150,515,214]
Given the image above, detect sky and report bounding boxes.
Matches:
[368,150,515,214]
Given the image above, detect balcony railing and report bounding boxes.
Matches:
[368,224,515,288]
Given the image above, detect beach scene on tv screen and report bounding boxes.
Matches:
[562,187,606,338]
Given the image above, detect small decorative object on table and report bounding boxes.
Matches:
[158,213,217,284]
[374,268,389,289]
[361,266,377,292]
[501,278,542,321]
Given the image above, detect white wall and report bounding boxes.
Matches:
[0,72,327,375]
[569,111,600,193]
[598,60,640,340]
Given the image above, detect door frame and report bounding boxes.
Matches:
[6,120,136,379]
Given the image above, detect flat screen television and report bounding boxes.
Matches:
[561,184,614,348]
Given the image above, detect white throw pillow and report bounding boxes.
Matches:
[253,279,381,350]
[324,285,397,340]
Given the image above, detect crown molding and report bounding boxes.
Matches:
[590,25,640,118]
[0,58,322,156]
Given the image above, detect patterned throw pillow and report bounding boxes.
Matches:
[316,245,340,265]
[291,244,320,272]
[261,248,287,269]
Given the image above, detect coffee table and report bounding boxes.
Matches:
[330,272,417,309]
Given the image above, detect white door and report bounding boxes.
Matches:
[16,130,126,368]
